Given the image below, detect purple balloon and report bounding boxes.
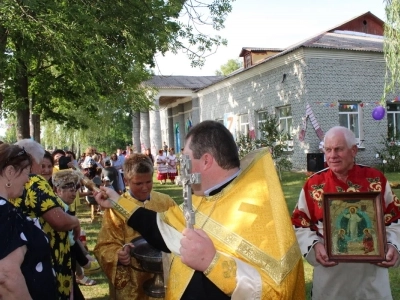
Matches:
[372,106,385,120]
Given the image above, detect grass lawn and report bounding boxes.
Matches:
[78,171,400,299]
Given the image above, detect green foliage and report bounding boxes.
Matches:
[215,58,242,76]
[0,0,235,138]
[236,111,293,178]
[383,0,400,103]
[2,114,17,143]
[41,109,133,155]
[173,0,233,67]
[236,133,258,159]
[375,135,400,172]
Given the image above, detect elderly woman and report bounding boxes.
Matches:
[0,144,57,299]
[10,139,81,300]
[41,151,100,286]
[53,169,99,298]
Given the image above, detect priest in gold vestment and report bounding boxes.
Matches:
[95,121,305,299]
[94,154,176,300]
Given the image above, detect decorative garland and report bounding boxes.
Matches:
[299,103,324,142]
[312,101,382,107]
[309,98,400,121]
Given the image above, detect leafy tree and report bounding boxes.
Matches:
[236,111,292,179]
[215,58,242,76]
[0,0,234,140]
[1,114,17,143]
[41,103,135,155]
[384,0,400,100]
[237,133,257,160]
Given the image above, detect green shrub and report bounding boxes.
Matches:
[237,111,292,179]
[375,135,400,172]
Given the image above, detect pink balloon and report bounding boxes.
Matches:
[372,106,385,120]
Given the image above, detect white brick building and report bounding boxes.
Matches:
[140,12,397,170]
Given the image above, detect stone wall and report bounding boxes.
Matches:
[198,49,387,170]
[301,54,387,169]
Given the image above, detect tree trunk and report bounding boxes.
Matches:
[30,93,41,143]
[16,107,30,140]
[0,25,8,111]
[15,37,30,140]
[71,132,76,154]
[15,61,30,140]
[31,113,41,142]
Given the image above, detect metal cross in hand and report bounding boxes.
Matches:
[180,154,201,229]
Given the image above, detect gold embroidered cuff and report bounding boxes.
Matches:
[111,196,140,221]
[204,252,220,276]
[204,253,237,295]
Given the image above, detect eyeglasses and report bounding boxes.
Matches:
[5,148,28,165]
[60,183,81,191]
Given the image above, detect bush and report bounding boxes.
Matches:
[237,112,292,179]
[375,136,400,172]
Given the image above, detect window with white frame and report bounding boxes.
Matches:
[257,110,268,139]
[338,102,363,145]
[277,106,293,138]
[239,114,249,136]
[387,103,400,141]
[277,106,293,150]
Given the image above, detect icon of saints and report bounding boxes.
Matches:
[337,228,348,253]
[362,229,374,254]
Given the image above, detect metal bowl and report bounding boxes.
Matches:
[130,237,163,273]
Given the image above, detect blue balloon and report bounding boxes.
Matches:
[372,106,385,120]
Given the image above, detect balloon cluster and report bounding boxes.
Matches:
[372,106,385,121]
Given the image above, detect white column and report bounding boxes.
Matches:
[149,97,162,155]
[140,111,150,153]
[131,111,141,153]
[168,109,174,149]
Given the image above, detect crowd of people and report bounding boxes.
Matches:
[0,121,400,300]
[0,141,137,299]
